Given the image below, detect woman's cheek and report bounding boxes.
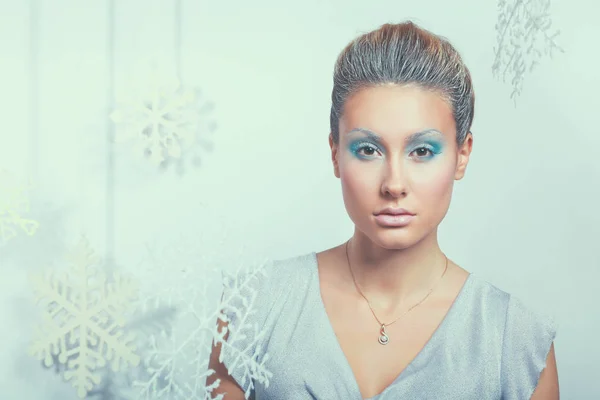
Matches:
[407,157,455,191]
[411,168,456,214]
[341,160,380,192]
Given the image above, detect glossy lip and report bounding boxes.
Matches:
[374,213,415,227]
[373,207,416,228]
[374,207,415,216]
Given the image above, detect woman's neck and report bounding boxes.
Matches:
[345,229,447,312]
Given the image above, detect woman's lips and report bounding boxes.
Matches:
[373,213,415,227]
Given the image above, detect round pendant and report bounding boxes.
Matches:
[378,325,389,345]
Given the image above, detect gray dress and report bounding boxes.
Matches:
[219,253,557,400]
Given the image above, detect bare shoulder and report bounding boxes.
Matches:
[315,244,349,289]
[315,244,345,265]
[433,258,470,303]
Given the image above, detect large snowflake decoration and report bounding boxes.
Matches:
[110,65,216,170]
[0,169,39,243]
[129,237,218,400]
[28,236,140,398]
[123,230,272,400]
[85,368,146,400]
[215,264,274,399]
[492,0,564,102]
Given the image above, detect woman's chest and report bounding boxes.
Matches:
[259,337,500,400]
[328,296,457,398]
[334,317,444,398]
[257,308,502,400]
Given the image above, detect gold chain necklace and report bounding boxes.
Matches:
[344,240,448,345]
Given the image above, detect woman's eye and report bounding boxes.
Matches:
[359,146,377,156]
[412,147,433,157]
[350,141,381,159]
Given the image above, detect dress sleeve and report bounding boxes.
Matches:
[500,295,558,400]
[216,262,275,399]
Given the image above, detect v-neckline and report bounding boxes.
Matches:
[309,252,473,400]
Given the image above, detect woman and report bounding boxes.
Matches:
[208,21,558,399]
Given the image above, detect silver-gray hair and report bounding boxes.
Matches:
[330,21,475,145]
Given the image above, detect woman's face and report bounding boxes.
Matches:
[330,84,472,250]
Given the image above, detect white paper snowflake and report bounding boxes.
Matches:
[215,265,274,399]
[85,370,142,400]
[131,239,222,400]
[123,228,272,400]
[0,169,39,243]
[492,0,564,102]
[28,236,141,398]
[110,64,216,169]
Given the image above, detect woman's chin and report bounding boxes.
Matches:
[364,228,424,250]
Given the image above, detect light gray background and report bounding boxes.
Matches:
[0,0,598,398]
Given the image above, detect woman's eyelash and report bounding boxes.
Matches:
[412,146,433,154]
[352,141,381,155]
[410,144,441,157]
[350,141,442,158]
[359,144,379,152]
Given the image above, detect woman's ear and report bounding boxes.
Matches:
[455,132,473,181]
[329,134,341,178]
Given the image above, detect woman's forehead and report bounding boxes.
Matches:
[340,85,456,142]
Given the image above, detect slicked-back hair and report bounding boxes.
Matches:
[330,21,475,145]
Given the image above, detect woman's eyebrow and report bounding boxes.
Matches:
[347,128,383,143]
[347,127,444,143]
[405,129,444,143]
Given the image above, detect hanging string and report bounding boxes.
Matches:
[106,0,116,264]
[29,0,39,182]
[175,0,183,80]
